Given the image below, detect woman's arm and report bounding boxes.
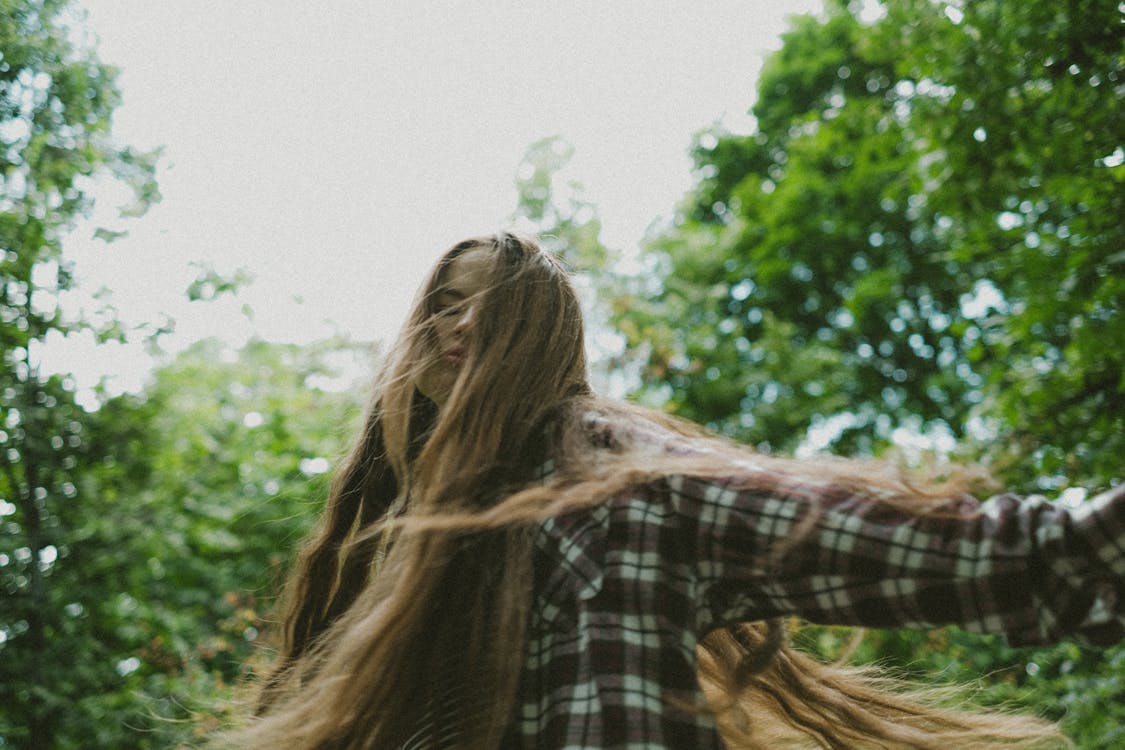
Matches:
[672,475,1125,646]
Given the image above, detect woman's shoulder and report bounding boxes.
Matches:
[564,398,714,455]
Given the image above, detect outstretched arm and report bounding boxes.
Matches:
[674,475,1125,646]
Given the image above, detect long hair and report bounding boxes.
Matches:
[214,234,1065,749]
[240,233,590,749]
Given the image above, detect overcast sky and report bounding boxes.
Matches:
[46,0,823,401]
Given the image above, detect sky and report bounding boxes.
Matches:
[45,0,824,402]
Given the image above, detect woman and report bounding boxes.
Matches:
[224,233,1123,749]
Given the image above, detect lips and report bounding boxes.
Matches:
[444,347,466,365]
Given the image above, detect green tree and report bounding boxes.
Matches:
[3,335,367,749]
[615,0,1123,745]
[510,136,638,393]
[623,0,1123,486]
[511,137,611,271]
[0,0,159,746]
[84,337,365,748]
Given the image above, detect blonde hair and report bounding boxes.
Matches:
[211,233,1066,749]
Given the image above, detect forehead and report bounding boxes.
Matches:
[437,246,495,297]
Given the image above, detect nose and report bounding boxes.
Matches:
[453,304,476,334]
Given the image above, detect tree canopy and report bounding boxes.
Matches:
[619,0,1122,488]
[613,0,1123,744]
[1,0,159,745]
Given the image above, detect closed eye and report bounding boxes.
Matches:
[436,304,464,317]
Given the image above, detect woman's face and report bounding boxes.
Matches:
[415,246,495,408]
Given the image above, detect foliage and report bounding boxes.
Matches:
[510,136,639,395]
[622,0,1123,486]
[0,0,159,746]
[99,337,365,748]
[614,0,1123,745]
[2,336,366,748]
[511,136,608,271]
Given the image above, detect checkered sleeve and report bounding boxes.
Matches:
[672,476,1125,647]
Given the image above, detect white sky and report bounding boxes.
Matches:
[44,0,823,401]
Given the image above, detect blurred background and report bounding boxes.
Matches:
[2,0,1121,747]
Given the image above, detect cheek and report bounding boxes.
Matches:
[429,316,455,341]
[423,321,445,350]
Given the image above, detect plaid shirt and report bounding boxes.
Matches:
[495,457,1125,749]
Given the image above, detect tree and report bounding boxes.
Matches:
[85,337,366,748]
[1,1,159,747]
[621,0,1123,487]
[615,0,1123,744]
[509,136,638,395]
[2,334,368,749]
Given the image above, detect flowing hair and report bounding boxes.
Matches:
[210,233,1067,749]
